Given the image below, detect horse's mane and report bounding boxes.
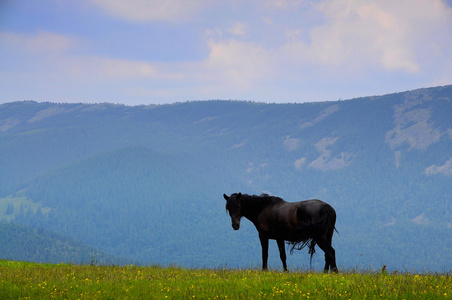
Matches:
[243,193,284,205]
[238,194,284,217]
[226,193,284,215]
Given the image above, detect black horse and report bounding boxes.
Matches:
[223,193,338,273]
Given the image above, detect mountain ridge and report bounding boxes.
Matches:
[0,85,451,270]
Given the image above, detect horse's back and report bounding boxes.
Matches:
[295,199,332,223]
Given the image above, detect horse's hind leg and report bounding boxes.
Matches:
[276,239,288,271]
[315,238,337,273]
[326,229,338,273]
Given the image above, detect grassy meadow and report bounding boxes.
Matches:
[0,260,450,299]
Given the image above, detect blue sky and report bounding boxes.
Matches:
[1,0,452,105]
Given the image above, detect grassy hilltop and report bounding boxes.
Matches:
[0,261,450,299]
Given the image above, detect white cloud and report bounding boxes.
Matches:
[430,56,452,87]
[227,22,246,36]
[65,55,195,87]
[1,29,275,102]
[1,30,189,81]
[93,58,186,80]
[312,1,418,72]
[1,0,451,104]
[263,0,304,10]
[282,0,452,74]
[98,58,159,78]
[204,39,272,90]
[89,0,213,22]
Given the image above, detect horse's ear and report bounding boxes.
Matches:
[223,194,229,201]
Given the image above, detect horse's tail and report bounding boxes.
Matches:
[288,203,337,269]
[318,203,338,238]
[306,204,337,267]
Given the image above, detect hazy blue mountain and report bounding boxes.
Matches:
[0,85,451,271]
[0,221,131,265]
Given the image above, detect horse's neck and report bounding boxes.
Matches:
[241,195,267,222]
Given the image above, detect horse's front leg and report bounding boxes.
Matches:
[276,239,288,271]
[259,233,269,270]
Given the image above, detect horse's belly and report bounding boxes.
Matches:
[264,223,314,242]
[263,227,298,241]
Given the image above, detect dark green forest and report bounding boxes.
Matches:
[0,85,451,271]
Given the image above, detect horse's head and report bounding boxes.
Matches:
[223,193,242,230]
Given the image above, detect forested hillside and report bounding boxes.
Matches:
[0,222,129,265]
[0,85,451,271]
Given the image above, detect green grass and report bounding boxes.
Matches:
[0,260,450,299]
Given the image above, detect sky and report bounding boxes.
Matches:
[1,0,452,105]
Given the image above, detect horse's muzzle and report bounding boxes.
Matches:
[232,223,240,230]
